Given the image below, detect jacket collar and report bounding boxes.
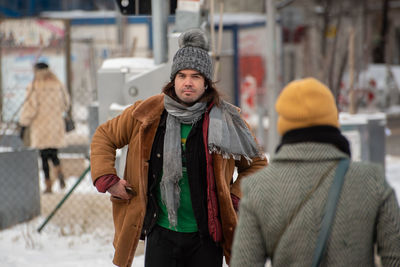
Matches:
[131,94,165,126]
[272,142,349,162]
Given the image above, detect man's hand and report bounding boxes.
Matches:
[107,179,135,200]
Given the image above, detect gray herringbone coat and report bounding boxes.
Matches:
[231,143,400,267]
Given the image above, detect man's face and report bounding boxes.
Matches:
[174,69,206,106]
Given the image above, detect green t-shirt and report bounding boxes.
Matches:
[156,123,198,232]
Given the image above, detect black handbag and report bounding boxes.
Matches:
[61,86,75,132]
[64,113,75,132]
[19,125,31,147]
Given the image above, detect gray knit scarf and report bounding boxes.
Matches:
[162,94,263,228]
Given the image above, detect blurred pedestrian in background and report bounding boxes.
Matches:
[19,62,70,193]
[90,29,267,267]
[231,78,400,266]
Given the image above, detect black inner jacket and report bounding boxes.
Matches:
[141,110,209,240]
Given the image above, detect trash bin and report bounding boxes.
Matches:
[340,112,386,170]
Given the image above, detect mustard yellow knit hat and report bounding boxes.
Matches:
[275,77,339,135]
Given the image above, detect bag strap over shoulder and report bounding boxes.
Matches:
[311,158,350,267]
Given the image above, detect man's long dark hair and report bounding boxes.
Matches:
[162,77,221,106]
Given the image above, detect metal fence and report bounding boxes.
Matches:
[0,46,114,236]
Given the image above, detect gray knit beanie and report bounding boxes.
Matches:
[170,29,213,81]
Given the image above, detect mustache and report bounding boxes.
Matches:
[181,87,195,92]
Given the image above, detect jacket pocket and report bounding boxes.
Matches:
[110,196,129,246]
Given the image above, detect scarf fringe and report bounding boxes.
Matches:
[208,145,260,165]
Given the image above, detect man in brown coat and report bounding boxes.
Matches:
[90,29,267,267]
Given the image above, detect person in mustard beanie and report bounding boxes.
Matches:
[275,77,339,135]
[231,77,400,266]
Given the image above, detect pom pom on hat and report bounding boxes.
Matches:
[178,28,210,51]
[275,77,339,135]
[170,29,213,81]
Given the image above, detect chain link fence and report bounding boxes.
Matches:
[0,38,115,238]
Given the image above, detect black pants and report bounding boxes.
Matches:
[40,148,60,180]
[145,225,223,267]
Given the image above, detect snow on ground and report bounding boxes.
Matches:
[1,156,399,267]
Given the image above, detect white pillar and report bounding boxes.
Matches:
[152,0,169,64]
[266,0,280,157]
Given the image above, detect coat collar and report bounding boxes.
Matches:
[272,142,349,162]
[131,94,165,125]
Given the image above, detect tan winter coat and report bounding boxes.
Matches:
[19,73,70,149]
[90,94,267,267]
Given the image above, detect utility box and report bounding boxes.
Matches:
[96,32,180,125]
[340,113,386,169]
[0,148,40,229]
[97,57,157,124]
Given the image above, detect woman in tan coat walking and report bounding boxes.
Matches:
[19,62,71,193]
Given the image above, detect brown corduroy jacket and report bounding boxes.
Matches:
[90,94,267,267]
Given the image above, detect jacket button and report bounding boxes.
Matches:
[156,153,161,158]
[153,213,156,218]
